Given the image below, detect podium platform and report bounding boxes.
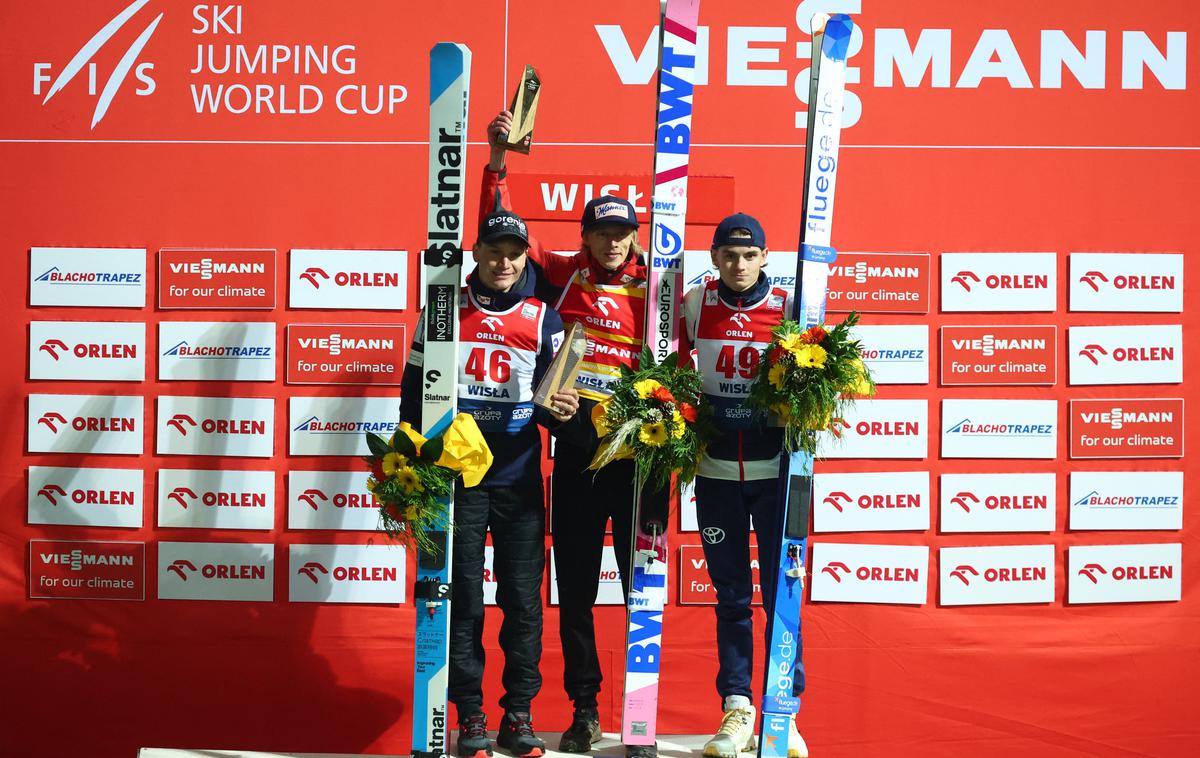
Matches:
[139,733,727,758]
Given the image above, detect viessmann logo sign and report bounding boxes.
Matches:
[159,249,276,309]
[287,324,406,385]
[940,325,1056,386]
[827,253,930,314]
[1070,398,1183,459]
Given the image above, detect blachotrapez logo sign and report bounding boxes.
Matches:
[29,248,146,307]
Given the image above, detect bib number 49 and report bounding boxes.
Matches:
[715,344,759,379]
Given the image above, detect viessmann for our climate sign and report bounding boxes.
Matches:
[158,249,276,309]
[29,540,145,601]
[1070,398,1183,458]
[287,324,406,385]
[940,325,1056,386]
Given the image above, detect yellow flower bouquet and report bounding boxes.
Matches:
[364,413,493,553]
[747,312,876,454]
[588,347,713,492]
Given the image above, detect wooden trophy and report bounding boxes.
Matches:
[501,64,542,154]
[534,322,587,410]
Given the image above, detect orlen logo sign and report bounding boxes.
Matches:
[29,394,145,455]
[947,490,1047,513]
[156,396,274,457]
[36,411,134,434]
[1069,543,1181,604]
[1070,398,1183,459]
[941,253,1056,312]
[1069,325,1182,385]
[37,482,134,507]
[157,469,275,530]
[289,544,407,604]
[818,399,927,459]
[38,338,135,361]
[826,253,930,314]
[289,249,408,310]
[165,414,265,437]
[940,473,1056,533]
[1069,253,1183,313]
[939,545,1055,606]
[158,542,274,602]
[28,465,144,529]
[29,321,146,382]
[812,471,928,533]
[32,0,163,128]
[810,543,929,605]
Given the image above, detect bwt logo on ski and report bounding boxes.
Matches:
[293,416,398,435]
[37,412,135,434]
[822,490,920,512]
[1073,490,1179,508]
[298,487,376,510]
[31,0,163,129]
[38,339,136,360]
[949,564,1046,586]
[166,413,265,436]
[1078,270,1176,292]
[820,561,919,583]
[297,561,397,583]
[1079,406,1173,431]
[950,271,1048,292]
[298,267,399,289]
[168,258,266,281]
[1077,562,1173,584]
[1077,343,1174,365]
[37,483,134,507]
[162,341,272,358]
[34,267,141,285]
[945,418,1053,437]
[167,559,265,581]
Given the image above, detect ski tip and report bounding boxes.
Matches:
[822,14,855,62]
[430,42,469,103]
[808,12,830,36]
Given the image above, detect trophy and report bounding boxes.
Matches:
[500,64,542,154]
[534,322,587,410]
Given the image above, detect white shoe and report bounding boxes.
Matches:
[703,695,757,758]
[787,717,809,758]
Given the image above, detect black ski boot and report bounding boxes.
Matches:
[558,707,602,752]
[496,711,546,758]
[457,712,492,758]
[625,744,658,758]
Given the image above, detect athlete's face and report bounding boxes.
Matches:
[583,223,636,271]
[473,238,528,292]
[712,241,768,292]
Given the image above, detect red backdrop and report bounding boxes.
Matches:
[1,1,1197,756]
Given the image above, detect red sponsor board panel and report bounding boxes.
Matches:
[940,325,1057,385]
[506,172,734,224]
[1070,398,1185,459]
[286,324,406,385]
[678,544,762,606]
[826,253,931,313]
[29,540,144,601]
[158,249,276,309]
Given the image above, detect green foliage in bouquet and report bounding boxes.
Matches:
[364,428,456,555]
[747,311,876,455]
[589,347,714,492]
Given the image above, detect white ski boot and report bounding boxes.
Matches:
[788,717,810,758]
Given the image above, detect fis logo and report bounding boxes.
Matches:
[950,491,979,512]
[167,414,198,435]
[37,484,68,505]
[823,491,851,512]
[298,561,329,583]
[298,488,328,510]
[300,267,330,288]
[594,296,620,316]
[481,316,504,332]
[32,0,164,129]
[167,559,198,580]
[167,487,198,508]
